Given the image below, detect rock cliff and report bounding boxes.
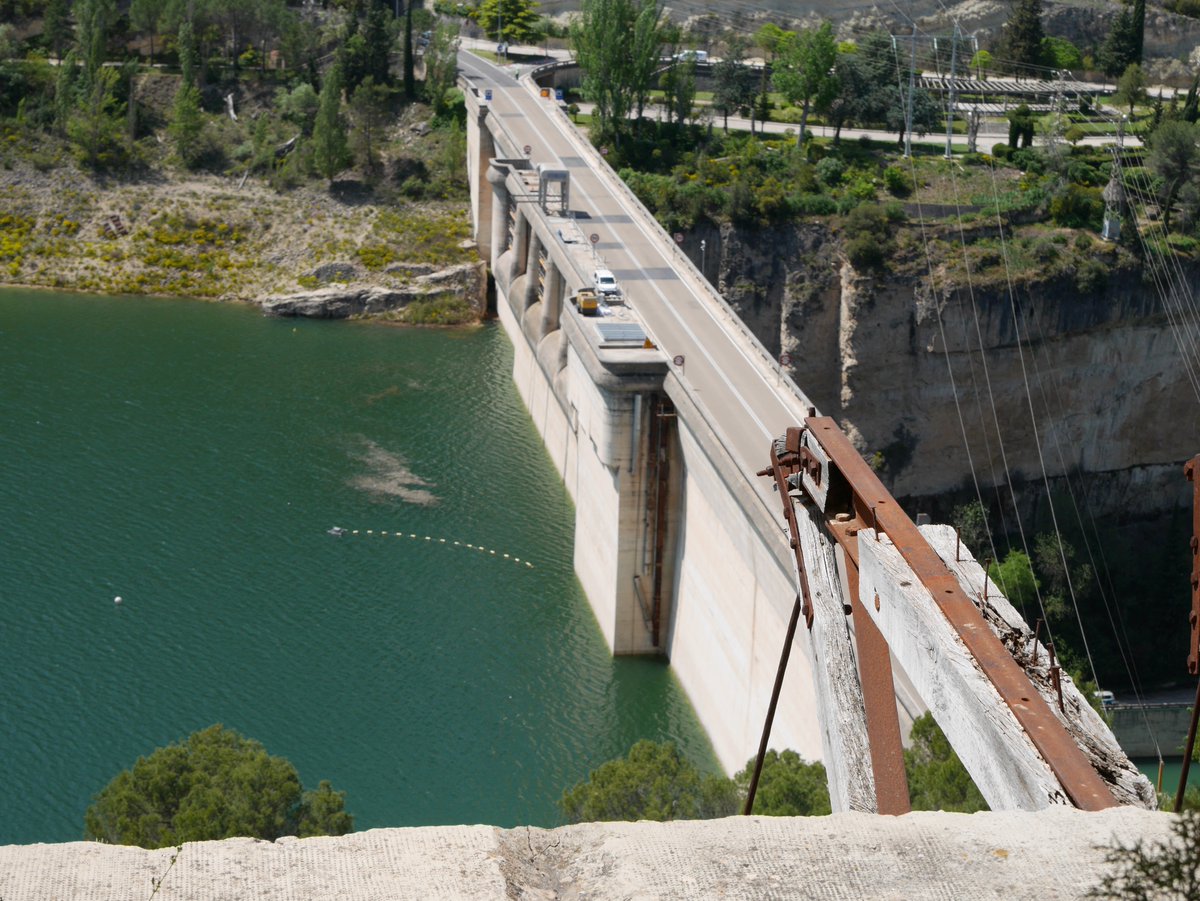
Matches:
[704,219,1199,523]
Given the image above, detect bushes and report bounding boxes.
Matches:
[842,202,893,270]
[1049,183,1104,229]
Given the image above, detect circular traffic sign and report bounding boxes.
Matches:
[589,233,600,245]
[673,232,684,244]
[523,144,532,156]
[673,355,685,367]
[780,353,793,366]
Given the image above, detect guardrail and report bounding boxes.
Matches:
[523,59,817,422]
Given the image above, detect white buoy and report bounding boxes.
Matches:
[114,596,122,605]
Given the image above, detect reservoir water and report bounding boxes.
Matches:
[0,288,718,845]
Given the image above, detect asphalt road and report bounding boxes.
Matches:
[459,50,812,487]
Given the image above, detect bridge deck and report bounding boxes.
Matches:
[461,53,812,500]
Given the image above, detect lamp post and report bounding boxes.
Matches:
[700,238,706,276]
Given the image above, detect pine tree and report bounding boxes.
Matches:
[1132,0,1145,63]
[312,64,350,184]
[1098,3,1138,78]
[998,0,1044,74]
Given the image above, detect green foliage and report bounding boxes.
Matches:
[1148,119,1200,232]
[882,164,913,197]
[772,21,838,143]
[312,65,350,184]
[340,4,394,92]
[904,713,988,813]
[1050,183,1104,229]
[1099,3,1141,77]
[1008,104,1035,149]
[1041,36,1082,70]
[67,65,127,170]
[169,83,206,169]
[349,77,391,180]
[571,0,666,143]
[424,22,462,120]
[476,0,544,44]
[276,82,320,136]
[996,0,1045,73]
[1114,63,1148,115]
[841,202,893,269]
[989,549,1040,611]
[952,501,990,558]
[83,724,353,848]
[1088,809,1200,899]
[734,750,831,816]
[559,740,738,823]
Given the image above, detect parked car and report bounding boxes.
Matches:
[593,269,619,296]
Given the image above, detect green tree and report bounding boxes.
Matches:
[1041,36,1082,70]
[312,64,350,183]
[84,725,353,848]
[660,56,696,126]
[952,501,990,558]
[75,0,117,87]
[1147,119,1200,233]
[571,0,665,146]
[130,0,166,63]
[349,76,391,180]
[970,48,993,78]
[904,713,989,813]
[559,740,737,823]
[276,81,319,135]
[178,19,198,89]
[773,21,838,145]
[997,0,1045,73]
[169,82,205,168]
[1099,2,1139,78]
[424,22,462,119]
[341,5,394,93]
[734,750,831,816]
[66,65,127,169]
[713,38,756,132]
[43,0,72,60]
[476,0,543,44]
[989,549,1040,610]
[753,22,787,132]
[1114,62,1147,115]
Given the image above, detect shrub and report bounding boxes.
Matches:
[992,142,1012,160]
[1050,184,1104,229]
[815,155,844,187]
[882,164,913,197]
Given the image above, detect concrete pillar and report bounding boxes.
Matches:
[541,262,563,335]
[472,107,496,256]
[486,162,510,274]
[509,209,530,285]
[522,230,543,312]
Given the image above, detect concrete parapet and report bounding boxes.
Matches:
[0,809,1177,900]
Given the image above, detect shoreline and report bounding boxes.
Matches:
[0,162,486,323]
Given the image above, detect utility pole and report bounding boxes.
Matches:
[944,25,960,159]
[892,32,919,159]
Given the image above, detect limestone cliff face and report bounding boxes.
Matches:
[708,221,1199,520]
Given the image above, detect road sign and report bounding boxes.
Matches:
[523,144,532,156]
[483,89,493,102]
[600,146,609,156]
[555,88,564,101]
[673,232,684,244]
[589,233,599,245]
[673,355,685,367]
[780,353,793,366]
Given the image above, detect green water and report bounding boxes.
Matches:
[0,288,717,845]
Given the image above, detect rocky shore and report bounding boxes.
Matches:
[0,162,485,324]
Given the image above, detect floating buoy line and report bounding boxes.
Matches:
[326,526,534,568]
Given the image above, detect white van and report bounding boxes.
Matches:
[675,50,708,63]
[593,269,619,296]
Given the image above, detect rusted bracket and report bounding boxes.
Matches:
[802,416,1118,811]
[759,427,911,814]
[756,427,817,629]
[1186,456,1200,675]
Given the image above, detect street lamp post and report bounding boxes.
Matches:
[700,239,706,276]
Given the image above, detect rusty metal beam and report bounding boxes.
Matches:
[829,519,911,815]
[804,416,1118,811]
[1186,455,1200,676]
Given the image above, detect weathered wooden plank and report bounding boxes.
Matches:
[921,524,1156,810]
[856,528,1070,810]
[793,501,877,813]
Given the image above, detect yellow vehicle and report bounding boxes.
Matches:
[574,288,598,316]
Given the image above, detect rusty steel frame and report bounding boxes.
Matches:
[752,435,910,814]
[802,416,1118,811]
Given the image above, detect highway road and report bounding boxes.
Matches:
[458,50,813,490]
